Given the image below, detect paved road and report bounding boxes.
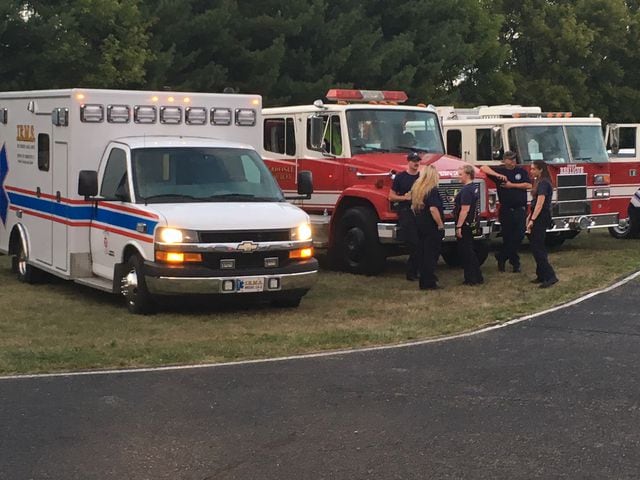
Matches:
[2,278,640,479]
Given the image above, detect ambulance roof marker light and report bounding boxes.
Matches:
[75,93,85,101]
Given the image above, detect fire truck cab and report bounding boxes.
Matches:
[0,89,318,313]
[438,105,621,246]
[262,89,497,274]
[605,123,640,238]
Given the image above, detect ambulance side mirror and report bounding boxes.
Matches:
[309,115,324,150]
[78,170,98,199]
[491,126,503,160]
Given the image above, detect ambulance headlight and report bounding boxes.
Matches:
[155,227,199,244]
[291,223,312,241]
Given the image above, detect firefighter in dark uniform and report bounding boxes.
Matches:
[527,160,559,288]
[454,164,484,285]
[390,151,421,280]
[411,165,445,290]
[480,150,531,273]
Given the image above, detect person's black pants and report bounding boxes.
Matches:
[529,211,557,282]
[457,225,483,284]
[418,224,441,289]
[398,208,421,277]
[497,206,526,268]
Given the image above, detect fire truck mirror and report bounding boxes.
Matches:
[309,115,325,150]
[78,170,98,198]
[297,170,314,197]
[491,126,503,160]
[610,125,620,155]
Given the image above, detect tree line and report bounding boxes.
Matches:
[2,0,640,122]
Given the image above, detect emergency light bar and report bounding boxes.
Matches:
[107,105,130,123]
[160,106,182,124]
[211,108,232,125]
[326,89,408,103]
[185,107,207,125]
[134,105,157,124]
[512,112,572,118]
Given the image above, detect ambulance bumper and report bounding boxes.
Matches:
[143,259,318,295]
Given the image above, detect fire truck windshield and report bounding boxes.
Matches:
[509,125,608,164]
[346,109,444,155]
[131,147,285,204]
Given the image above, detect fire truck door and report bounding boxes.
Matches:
[52,141,68,272]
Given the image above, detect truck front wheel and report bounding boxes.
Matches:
[121,254,156,315]
[12,238,45,284]
[331,206,386,275]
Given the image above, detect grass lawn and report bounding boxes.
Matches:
[1,230,639,375]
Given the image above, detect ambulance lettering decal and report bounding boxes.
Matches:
[16,125,35,143]
[0,144,8,226]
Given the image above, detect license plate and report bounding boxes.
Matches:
[236,277,264,293]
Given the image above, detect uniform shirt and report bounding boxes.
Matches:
[454,182,478,224]
[422,188,444,227]
[531,178,553,212]
[392,171,419,209]
[491,165,530,208]
[631,187,640,208]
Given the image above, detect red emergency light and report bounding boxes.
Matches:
[326,89,408,104]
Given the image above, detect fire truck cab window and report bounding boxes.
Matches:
[566,126,609,163]
[100,148,128,199]
[610,127,637,157]
[37,134,50,171]
[447,129,462,158]
[307,115,342,155]
[264,117,296,156]
[476,128,492,161]
[346,109,444,155]
[509,126,569,164]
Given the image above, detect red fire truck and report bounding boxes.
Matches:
[604,123,640,238]
[437,105,622,246]
[261,89,498,274]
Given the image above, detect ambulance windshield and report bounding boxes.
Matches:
[131,147,285,203]
[346,109,444,155]
[509,125,608,164]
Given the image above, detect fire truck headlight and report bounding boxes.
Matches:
[291,223,312,241]
[156,227,199,244]
[593,174,610,185]
[593,189,610,198]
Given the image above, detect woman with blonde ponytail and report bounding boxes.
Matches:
[411,165,445,290]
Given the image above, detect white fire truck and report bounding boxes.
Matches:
[437,105,622,246]
[605,123,640,238]
[0,89,317,313]
[262,89,498,274]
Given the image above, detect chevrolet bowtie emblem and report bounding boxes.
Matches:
[237,241,258,253]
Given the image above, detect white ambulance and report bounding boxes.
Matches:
[0,89,317,313]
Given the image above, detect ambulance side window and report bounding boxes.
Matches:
[37,134,50,171]
[100,148,129,200]
[264,118,296,156]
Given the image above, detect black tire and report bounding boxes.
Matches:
[12,239,44,284]
[121,254,156,315]
[544,231,579,248]
[608,224,632,239]
[271,295,303,308]
[440,241,489,267]
[330,206,386,275]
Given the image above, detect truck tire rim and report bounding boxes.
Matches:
[121,269,139,304]
[18,250,27,276]
[612,223,630,235]
[344,227,365,262]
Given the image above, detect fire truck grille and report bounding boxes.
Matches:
[202,251,291,270]
[555,174,589,216]
[199,230,290,243]
[437,181,484,215]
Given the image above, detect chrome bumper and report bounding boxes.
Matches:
[145,270,318,295]
[378,220,493,243]
[548,213,619,232]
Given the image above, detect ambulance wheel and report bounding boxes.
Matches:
[12,240,44,284]
[122,254,156,315]
[332,206,386,275]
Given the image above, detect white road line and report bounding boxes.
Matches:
[2,270,640,382]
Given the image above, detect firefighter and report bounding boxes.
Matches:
[480,150,531,273]
[411,165,445,290]
[527,160,559,288]
[390,151,422,280]
[454,164,484,285]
